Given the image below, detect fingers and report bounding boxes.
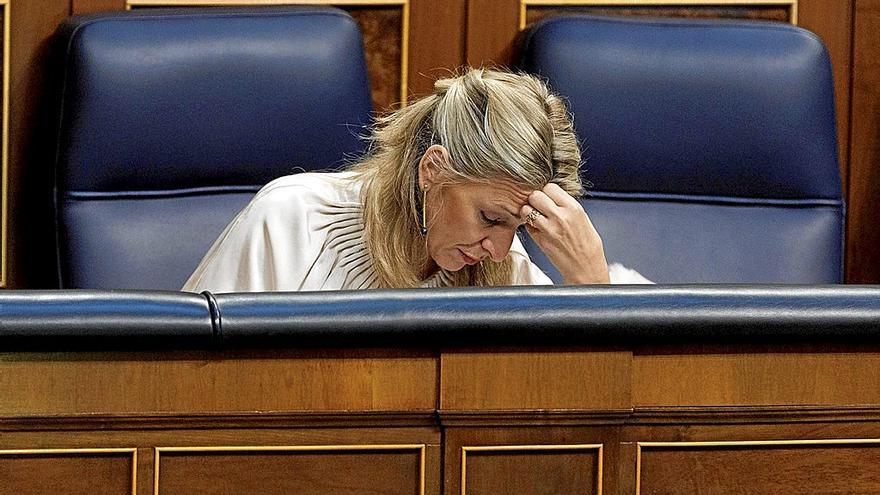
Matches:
[527,190,559,220]
[541,183,579,209]
[520,204,549,230]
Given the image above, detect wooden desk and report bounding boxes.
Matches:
[2,345,879,494]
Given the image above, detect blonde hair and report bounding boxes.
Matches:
[352,68,583,288]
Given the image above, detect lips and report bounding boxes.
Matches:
[459,249,481,265]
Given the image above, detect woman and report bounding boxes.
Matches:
[183,68,649,292]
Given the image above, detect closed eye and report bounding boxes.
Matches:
[480,211,503,226]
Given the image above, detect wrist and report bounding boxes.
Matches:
[562,253,610,285]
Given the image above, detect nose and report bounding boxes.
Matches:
[480,228,516,262]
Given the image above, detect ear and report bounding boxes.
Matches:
[417,144,450,191]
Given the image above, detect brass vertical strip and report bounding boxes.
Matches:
[131,449,139,495]
[153,448,161,495]
[634,442,642,495]
[0,0,9,287]
[400,0,410,104]
[419,444,426,495]
[460,447,468,495]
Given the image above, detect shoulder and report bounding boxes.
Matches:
[254,171,361,205]
[241,171,362,222]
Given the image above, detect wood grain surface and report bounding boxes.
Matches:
[441,351,631,411]
[0,351,437,415]
[0,450,134,495]
[0,427,440,495]
[638,441,880,495]
[444,427,616,495]
[407,0,466,98]
[157,448,423,495]
[847,0,880,283]
[633,353,880,407]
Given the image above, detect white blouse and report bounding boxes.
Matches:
[182,172,651,293]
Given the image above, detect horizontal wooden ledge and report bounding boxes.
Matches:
[10,406,878,430]
[0,411,440,431]
[631,405,880,424]
[439,409,632,426]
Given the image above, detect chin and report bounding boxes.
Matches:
[436,254,466,272]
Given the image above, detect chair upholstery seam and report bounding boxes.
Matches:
[201,291,222,347]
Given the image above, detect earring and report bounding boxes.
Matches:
[420,185,428,236]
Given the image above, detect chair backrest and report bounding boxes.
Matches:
[518,15,844,283]
[53,7,372,289]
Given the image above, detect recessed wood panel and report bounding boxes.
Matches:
[847,0,880,283]
[441,351,630,411]
[0,450,135,495]
[525,5,792,26]
[633,353,880,407]
[346,6,404,110]
[156,446,424,495]
[638,440,880,494]
[462,446,601,495]
[0,352,437,415]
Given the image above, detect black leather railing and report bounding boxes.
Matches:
[1,286,879,350]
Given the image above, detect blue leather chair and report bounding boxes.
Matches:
[53,7,372,289]
[518,15,844,283]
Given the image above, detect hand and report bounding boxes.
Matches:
[520,183,610,284]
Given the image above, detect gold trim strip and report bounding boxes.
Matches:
[635,438,880,495]
[400,0,410,105]
[519,0,799,29]
[639,439,880,448]
[125,0,410,107]
[461,444,604,495]
[154,444,426,495]
[0,448,138,495]
[129,0,407,5]
[0,1,9,287]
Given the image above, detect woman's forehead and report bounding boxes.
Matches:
[461,178,533,208]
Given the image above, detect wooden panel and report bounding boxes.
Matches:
[0,450,135,495]
[345,6,403,111]
[847,0,880,283]
[463,447,601,495]
[0,427,440,495]
[444,427,617,495]
[6,0,69,290]
[72,0,126,13]
[407,0,465,98]
[156,446,424,495]
[526,5,792,25]
[638,440,880,494]
[441,351,630,411]
[633,353,880,406]
[0,351,437,415]
[466,0,519,67]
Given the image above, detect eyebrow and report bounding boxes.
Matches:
[494,203,522,222]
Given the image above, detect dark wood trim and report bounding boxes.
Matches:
[0,411,440,431]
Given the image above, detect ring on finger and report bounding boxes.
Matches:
[525,208,544,227]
